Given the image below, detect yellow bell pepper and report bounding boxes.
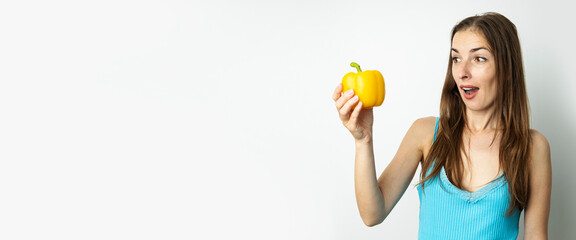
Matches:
[342,62,385,109]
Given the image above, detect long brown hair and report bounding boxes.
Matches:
[419,12,532,216]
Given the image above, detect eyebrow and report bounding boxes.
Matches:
[451,47,489,53]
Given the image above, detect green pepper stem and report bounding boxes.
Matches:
[350,62,362,72]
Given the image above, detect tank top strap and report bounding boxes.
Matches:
[433,117,439,143]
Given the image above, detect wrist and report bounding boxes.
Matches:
[355,135,373,146]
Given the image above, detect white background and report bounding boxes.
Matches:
[1,0,575,239]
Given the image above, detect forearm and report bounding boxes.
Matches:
[354,137,386,226]
[523,234,547,240]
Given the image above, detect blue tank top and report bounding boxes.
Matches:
[417,117,521,239]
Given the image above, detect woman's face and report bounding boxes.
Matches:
[451,29,498,113]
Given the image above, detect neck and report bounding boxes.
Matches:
[464,107,500,134]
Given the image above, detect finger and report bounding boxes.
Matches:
[349,100,363,123]
[335,89,354,110]
[331,83,343,101]
[339,94,359,121]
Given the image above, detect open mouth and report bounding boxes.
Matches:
[462,87,479,95]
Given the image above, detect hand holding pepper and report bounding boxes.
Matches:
[333,62,385,142]
[332,84,374,143]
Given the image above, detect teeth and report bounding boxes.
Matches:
[462,87,474,90]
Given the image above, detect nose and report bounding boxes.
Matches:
[454,60,470,80]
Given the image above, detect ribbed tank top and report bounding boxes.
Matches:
[417,117,521,239]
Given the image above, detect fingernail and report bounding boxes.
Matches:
[351,95,358,101]
[345,89,354,96]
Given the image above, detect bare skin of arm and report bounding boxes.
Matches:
[523,130,552,240]
[333,83,435,226]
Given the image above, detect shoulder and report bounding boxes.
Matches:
[530,129,551,157]
[411,116,437,134]
[529,129,551,171]
[408,116,438,149]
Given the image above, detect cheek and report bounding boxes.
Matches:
[484,77,498,100]
[486,70,497,91]
[477,66,496,87]
[489,80,499,97]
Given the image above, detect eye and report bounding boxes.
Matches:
[476,57,487,62]
[452,57,461,63]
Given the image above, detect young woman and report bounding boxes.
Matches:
[332,12,551,239]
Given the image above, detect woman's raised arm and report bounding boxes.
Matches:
[333,83,435,226]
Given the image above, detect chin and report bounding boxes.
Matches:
[463,102,495,113]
